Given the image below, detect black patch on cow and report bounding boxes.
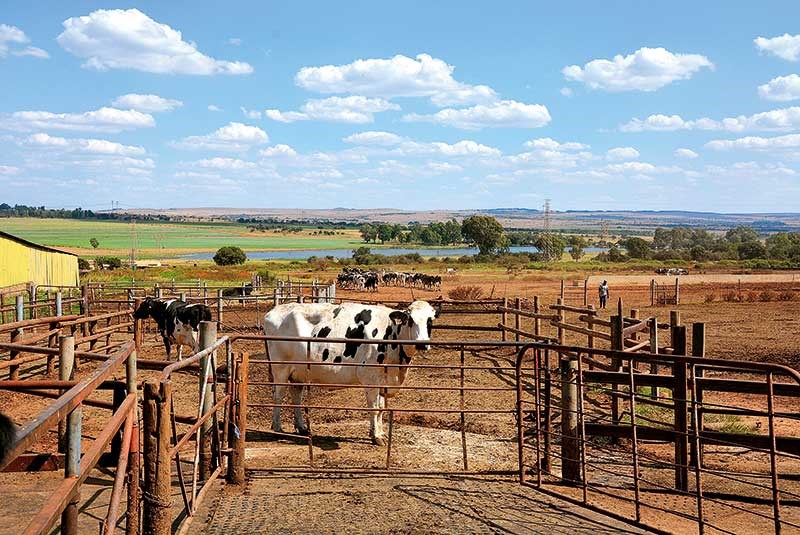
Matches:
[344,324,365,358]
[322,349,329,361]
[400,345,410,364]
[372,328,378,337]
[427,318,433,337]
[333,307,342,318]
[377,353,385,364]
[333,355,342,364]
[378,343,387,352]
[354,309,372,325]
[133,298,212,357]
[316,326,331,338]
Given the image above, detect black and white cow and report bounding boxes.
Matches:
[133,297,213,360]
[0,412,15,466]
[263,300,439,445]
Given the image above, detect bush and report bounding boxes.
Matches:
[759,290,776,302]
[721,291,740,302]
[94,256,122,270]
[704,293,716,303]
[448,285,484,300]
[213,246,247,266]
[777,291,796,301]
[78,258,90,270]
[745,291,758,303]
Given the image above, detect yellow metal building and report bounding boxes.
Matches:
[0,230,79,288]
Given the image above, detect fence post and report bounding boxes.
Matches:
[501,297,508,342]
[217,289,223,330]
[199,321,217,480]
[560,356,581,483]
[690,323,706,468]
[16,294,24,322]
[533,296,540,339]
[610,303,624,429]
[228,353,248,484]
[514,297,521,343]
[62,357,82,535]
[57,335,76,453]
[125,345,140,535]
[203,283,208,305]
[649,317,660,399]
[583,279,588,307]
[143,380,171,535]
[650,279,655,307]
[133,298,143,354]
[556,298,564,345]
[9,326,22,380]
[672,325,689,492]
[29,284,38,320]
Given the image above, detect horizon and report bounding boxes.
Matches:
[2,2,800,211]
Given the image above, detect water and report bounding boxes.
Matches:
[183,246,607,261]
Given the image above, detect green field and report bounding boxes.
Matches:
[0,218,362,257]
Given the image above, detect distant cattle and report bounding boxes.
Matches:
[133,298,212,360]
[263,300,439,444]
[0,412,14,466]
[222,283,254,304]
[655,268,689,276]
[337,268,441,292]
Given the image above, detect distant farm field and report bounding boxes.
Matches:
[0,218,362,257]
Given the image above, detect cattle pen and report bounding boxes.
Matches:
[0,281,798,534]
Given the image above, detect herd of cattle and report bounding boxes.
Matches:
[655,268,690,276]
[337,268,442,292]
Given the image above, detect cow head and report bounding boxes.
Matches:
[133,297,155,319]
[390,300,437,354]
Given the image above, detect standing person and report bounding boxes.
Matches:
[598,280,609,309]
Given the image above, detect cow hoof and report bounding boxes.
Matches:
[372,436,386,446]
[296,427,310,436]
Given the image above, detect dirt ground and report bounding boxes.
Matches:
[2,269,800,533]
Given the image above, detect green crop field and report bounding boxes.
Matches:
[0,218,362,257]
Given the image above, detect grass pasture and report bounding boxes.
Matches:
[0,218,362,257]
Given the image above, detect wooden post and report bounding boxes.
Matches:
[533,296,541,339]
[199,321,217,480]
[29,284,38,320]
[216,289,223,330]
[650,279,655,307]
[143,380,172,535]
[126,420,140,535]
[610,302,624,429]
[228,353,248,484]
[690,323,706,468]
[62,360,81,535]
[15,294,24,322]
[556,298,564,345]
[514,297,521,342]
[58,335,76,458]
[675,278,680,305]
[583,278,588,307]
[203,283,208,305]
[561,356,581,483]
[180,291,186,302]
[649,317,660,399]
[501,297,508,342]
[672,325,689,492]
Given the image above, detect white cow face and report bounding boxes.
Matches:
[403,300,438,351]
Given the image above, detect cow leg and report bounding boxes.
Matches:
[177,345,183,361]
[162,336,172,359]
[365,388,385,445]
[289,385,308,435]
[271,368,290,433]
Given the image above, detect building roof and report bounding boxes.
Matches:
[0,230,78,257]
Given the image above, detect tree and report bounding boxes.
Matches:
[377,224,394,244]
[567,235,588,262]
[725,226,759,244]
[534,233,566,261]
[213,246,247,266]
[95,256,122,270]
[736,241,767,260]
[359,223,378,243]
[77,258,90,270]
[352,246,373,264]
[621,237,651,259]
[89,237,99,249]
[461,215,508,255]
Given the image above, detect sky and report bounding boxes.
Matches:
[2,1,800,213]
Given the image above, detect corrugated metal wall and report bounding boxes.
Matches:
[0,235,79,287]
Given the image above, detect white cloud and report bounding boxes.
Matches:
[265,96,399,124]
[524,138,589,151]
[24,132,146,156]
[562,47,713,92]
[343,131,405,146]
[755,33,800,61]
[606,147,640,161]
[402,100,551,130]
[172,122,269,151]
[228,37,242,46]
[1,106,155,133]
[758,74,800,101]
[259,144,298,158]
[605,161,677,175]
[295,53,497,106]
[674,148,699,159]
[620,107,800,133]
[704,133,800,151]
[240,107,262,120]
[426,162,463,173]
[57,9,253,75]
[207,105,221,112]
[112,93,182,112]
[0,24,49,58]
[0,165,20,175]
[396,140,501,157]
[190,157,256,170]
[560,87,573,97]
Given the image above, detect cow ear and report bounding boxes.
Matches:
[389,310,409,325]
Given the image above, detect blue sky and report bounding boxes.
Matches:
[2,1,800,212]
